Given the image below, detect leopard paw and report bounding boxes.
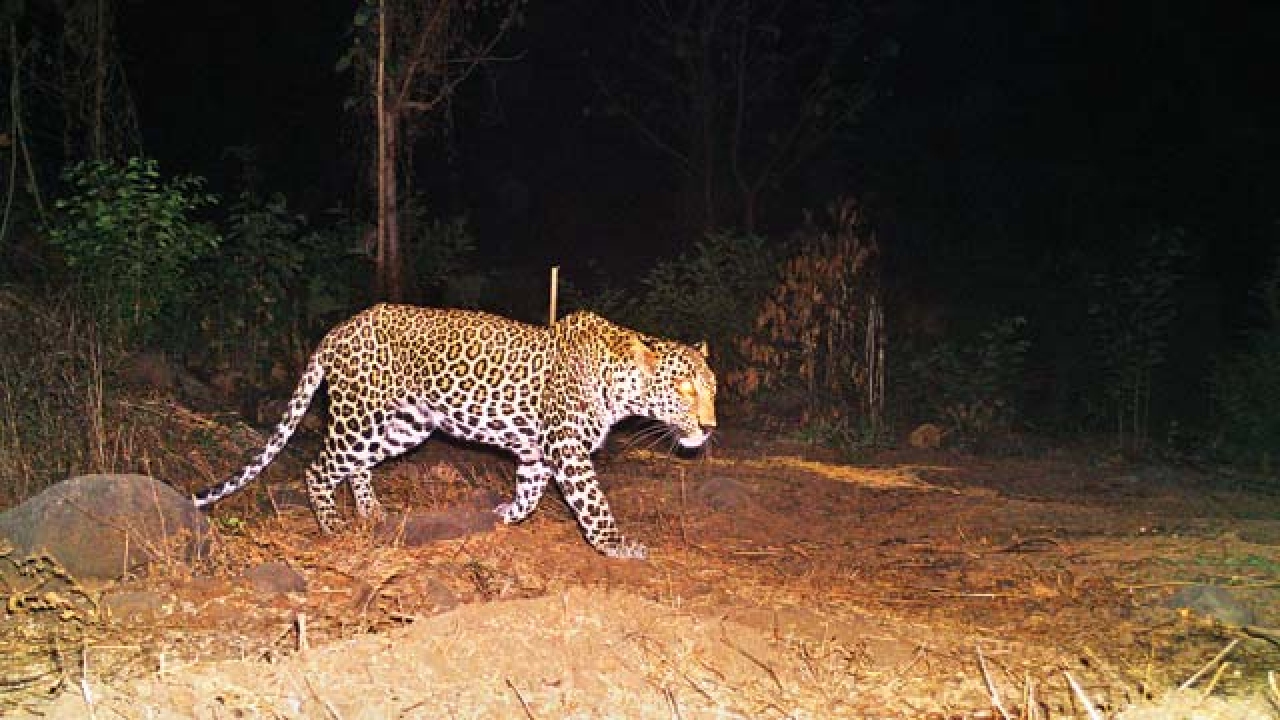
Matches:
[601,537,648,560]
[494,501,530,525]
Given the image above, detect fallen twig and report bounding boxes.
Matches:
[296,612,309,653]
[507,677,536,720]
[1244,625,1280,647]
[300,669,342,719]
[997,537,1067,554]
[1024,673,1038,720]
[79,644,96,720]
[1202,660,1230,698]
[1178,638,1239,691]
[976,646,1011,720]
[1064,671,1103,720]
[722,630,784,694]
[664,685,683,720]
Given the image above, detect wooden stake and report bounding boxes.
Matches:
[548,265,560,325]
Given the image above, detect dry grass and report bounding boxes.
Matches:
[0,289,303,510]
[2,343,1278,717]
[0,290,109,502]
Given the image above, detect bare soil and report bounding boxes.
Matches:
[4,425,1280,718]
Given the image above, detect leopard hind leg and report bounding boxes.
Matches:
[308,405,435,533]
[496,460,553,524]
[305,451,349,534]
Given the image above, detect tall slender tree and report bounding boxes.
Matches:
[1,0,138,253]
[342,0,521,301]
[593,0,871,236]
[53,0,138,162]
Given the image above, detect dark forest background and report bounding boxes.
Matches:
[2,0,1278,499]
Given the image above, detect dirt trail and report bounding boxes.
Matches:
[7,435,1280,718]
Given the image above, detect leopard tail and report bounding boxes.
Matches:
[192,352,326,508]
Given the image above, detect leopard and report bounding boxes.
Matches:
[193,303,717,559]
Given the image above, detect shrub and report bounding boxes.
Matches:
[195,192,362,387]
[631,231,777,361]
[906,315,1030,448]
[1087,230,1187,450]
[45,157,219,345]
[1211,256,1280,474]
[730,198,883,440]
[410,214,491,308]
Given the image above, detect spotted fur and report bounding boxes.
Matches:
[193,304,717,559]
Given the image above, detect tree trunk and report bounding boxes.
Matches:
[741,185,758,237]
[91,0,106,160]
[372,0,403,302]
[382,111,402,301]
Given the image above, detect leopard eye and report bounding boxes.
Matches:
[677,379,696,398]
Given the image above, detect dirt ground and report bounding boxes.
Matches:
[4,424,1280,718]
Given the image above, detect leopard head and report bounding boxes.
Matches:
[634,339,717,449]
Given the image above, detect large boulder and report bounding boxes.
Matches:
[0,474,211,583]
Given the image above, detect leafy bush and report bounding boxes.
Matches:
[1211,256,1280,473]
[1087,230,1187,449]
[1212,332,1280,473]
[631,231,777,360]
[410,215,491,308]
[730,199,883,438]
[46,157,219,344]
[196,192,362,387]
[907,316,1030,447]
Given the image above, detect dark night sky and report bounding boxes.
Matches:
[116,1,1280,333]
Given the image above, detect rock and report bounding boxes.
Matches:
[908,423,947,450]
[243,561,308,594]
[103,590,175,624]
[0,474,212,584]
[118,351,217,408]
[692,476,756,511]
[1165,584,1256,626]
[377,508,498,547]
[423,577,459,612]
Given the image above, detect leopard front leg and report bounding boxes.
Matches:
[551,443,648,560]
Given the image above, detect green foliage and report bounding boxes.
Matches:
[557,268,636,324]
[196,192,359,385]
[1211,256,1280,473]
[630,231,777,356]
[197,188,371,384]
[410,214,490,308]
[792,415,889,462]
[1088,230,1187,449]
[46,157,219,344]
[908,316,1030,446]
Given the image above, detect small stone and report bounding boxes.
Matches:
[377,509,497,547]
[1165,585,1255,626]
[693,476,755,511]
[103,590,174,624]
[243,561,308,594]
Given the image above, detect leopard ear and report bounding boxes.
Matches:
[630,337,657,376]
[696,340,709,358]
